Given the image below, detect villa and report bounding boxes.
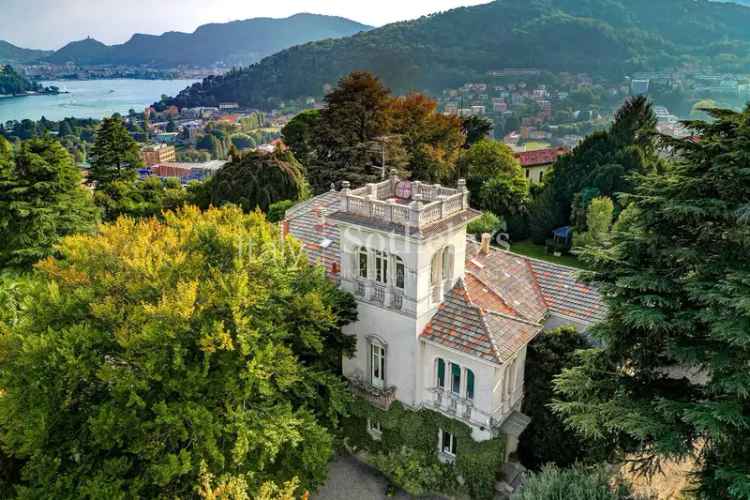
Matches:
[283,175,604,473]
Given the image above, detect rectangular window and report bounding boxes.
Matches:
[466,369,475,400]
[367,418,382,440]
[374,250,388,284]
[359,250,368,279]
[370,343,385,389]
[441,430,457,456]
[437,358,445,389]
[451,363,461,394]
[395,258,405,289]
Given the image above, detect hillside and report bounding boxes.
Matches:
[43,14,371,68]
[0,65,40,95]
[0,41,52,64]
[164,0,750,110]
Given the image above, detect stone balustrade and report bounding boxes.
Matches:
[339,176,470,230]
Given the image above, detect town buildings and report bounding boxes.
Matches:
[283,176,604,482]
[515,147,568,183]
[141,143,176,166]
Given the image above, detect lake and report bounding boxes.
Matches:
[0,79,198,123]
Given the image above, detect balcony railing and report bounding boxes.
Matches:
[343,278,410,313]
[340,177,469,231]
[350,376,397,411]
[427,387,519,431]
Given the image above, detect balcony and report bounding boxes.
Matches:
[338,176,470,232]
[344,278,411,313]
[350,376,397,411]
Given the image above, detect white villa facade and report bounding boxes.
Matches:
[283,176,604,463]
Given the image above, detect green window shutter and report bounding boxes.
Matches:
[437,358,445,388]
[451,363,461,393]
[466,369,475,400]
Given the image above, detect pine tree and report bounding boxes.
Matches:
[0,137,98,269]
[553,106,750,498]
[88,115,143,188]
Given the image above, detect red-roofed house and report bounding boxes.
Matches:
[515,147,568,183]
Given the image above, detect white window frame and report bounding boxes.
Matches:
[367,418,382,440]
[358,247,369,279]
[370,341,386,389]
[374,250,388,285]
[438,429,457,459]
[393,255,405,290]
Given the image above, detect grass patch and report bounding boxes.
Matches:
[520,141,552,151]
[509,240,587,269]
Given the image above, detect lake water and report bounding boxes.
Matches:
[0,79,198,123]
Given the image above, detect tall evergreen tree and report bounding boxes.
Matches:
[88,115,143,187]
[0,137,98,269]
[553,106,750,498]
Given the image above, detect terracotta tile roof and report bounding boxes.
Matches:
[515,147,568,168]
[421,279,542,364]
[465,241,548,324]
[526,259,607,324]
[284,190,341,278]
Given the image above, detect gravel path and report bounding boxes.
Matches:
[313,454,430,500]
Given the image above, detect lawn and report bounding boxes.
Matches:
[509,240,587,269]
[520,141,552,151]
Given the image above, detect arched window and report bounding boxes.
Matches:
[369,338,386,389]
[436,358,446,388]
[450,362,461,394]
[430,251,442,286]
[393,256,405,289]
[358,247,368,279]
[442,246,454,283]
[374,250,388,284]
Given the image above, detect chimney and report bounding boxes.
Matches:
[480,233,492,254]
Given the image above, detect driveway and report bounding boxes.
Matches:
[313,454,446,500]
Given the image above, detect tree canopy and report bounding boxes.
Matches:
[554,106,750,498]
[0,137,98,269]
[0,206,357,497]
[200,149,308,212]
[88,115,143,187]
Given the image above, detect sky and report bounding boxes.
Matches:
[1,0,491,50]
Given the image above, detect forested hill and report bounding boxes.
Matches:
[44,14,372,68]
[164,0,750,110]
[0,41,52,64]
[0,65,40,95]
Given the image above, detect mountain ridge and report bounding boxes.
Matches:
[164,0,750,110]
[0,40,52,64]
[43,13,372,68]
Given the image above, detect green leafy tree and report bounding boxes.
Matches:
[479,174,529,219]
[89,115,143,187]
[281,109,321,168]
[458,139,524,201]
[0,206,357,497]
[571,196,614,249]
[461,116,493,148]
[467,211,503,238]
[95,176,188,222]
[203,149,308,212]
[307,72,392,192]
[0,137,98,269]
[518,327,609,470]
[532,96,660,231]
[512,465,632,500]
[554,107,750,499]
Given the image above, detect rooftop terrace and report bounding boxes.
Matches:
[335,176,473,233]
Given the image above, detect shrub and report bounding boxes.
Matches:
[267,199,295,223]
[467,211,503,237]
[512,465,633,500]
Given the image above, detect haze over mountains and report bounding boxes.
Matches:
[0,41,52,64]
[1,14,371,67]
[166,0,750,110]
